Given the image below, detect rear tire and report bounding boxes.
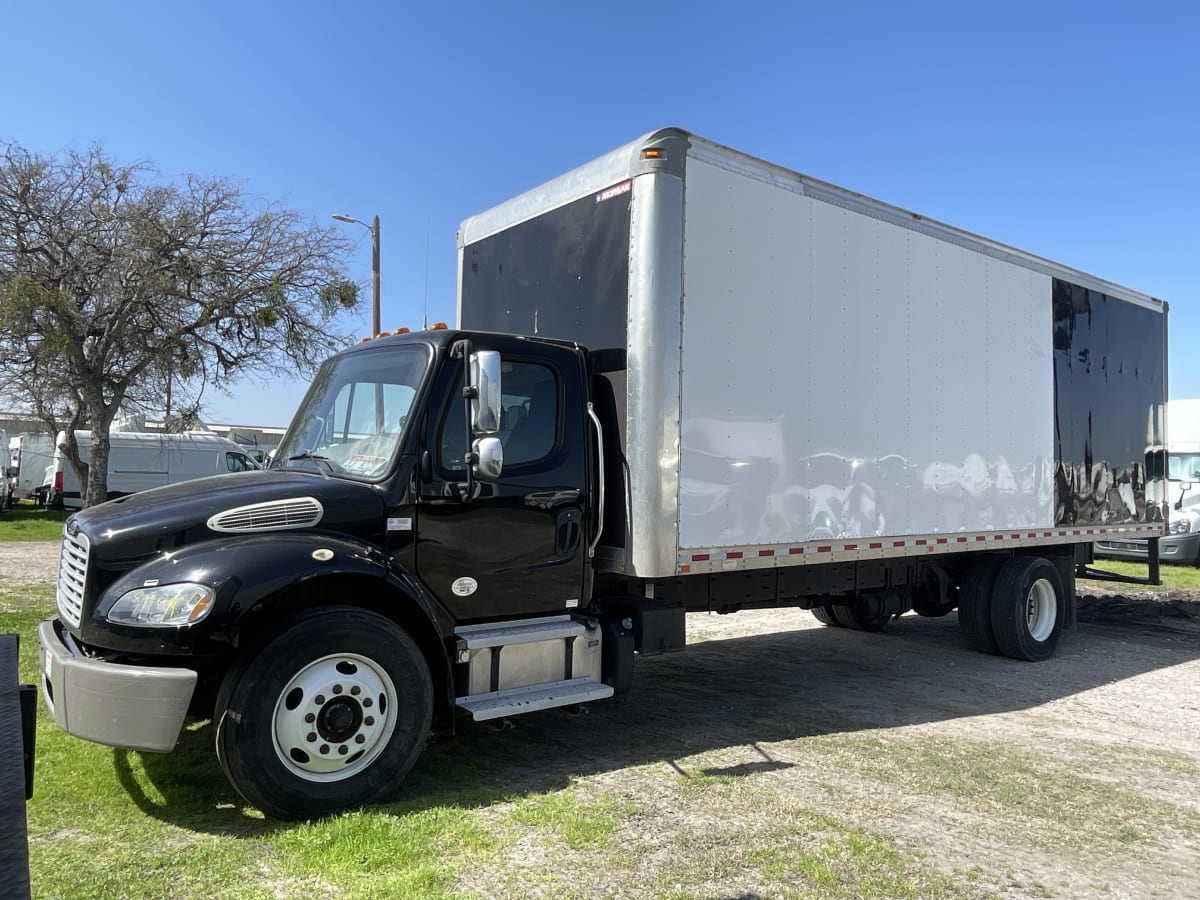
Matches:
[989,556,1065,662]
[214,606,433,820]
[830,594,892,631]
[811,605,841,627]
[958,555,1003,654]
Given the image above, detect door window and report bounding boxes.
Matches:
[225,451,259,472]
[439,361,559,472]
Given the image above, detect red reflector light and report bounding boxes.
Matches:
[54,471,63,492]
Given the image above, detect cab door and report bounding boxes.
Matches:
[415,338,590,623]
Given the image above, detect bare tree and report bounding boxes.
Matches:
[0,140,360,506]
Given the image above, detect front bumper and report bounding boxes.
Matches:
[1094,533,1200,565]
[37,617,197,753]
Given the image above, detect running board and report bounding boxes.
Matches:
[456,677,614,722]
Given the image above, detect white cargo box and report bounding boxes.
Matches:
[459,129,1167,578]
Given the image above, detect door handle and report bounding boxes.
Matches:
[555,508,583,556]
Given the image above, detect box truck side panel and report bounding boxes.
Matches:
[1052,278,1166,526]
[677,152,1054,550]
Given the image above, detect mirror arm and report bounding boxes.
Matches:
[452,339,475,501]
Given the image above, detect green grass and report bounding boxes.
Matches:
[0,503,68,542]
[1083,557,1200,589]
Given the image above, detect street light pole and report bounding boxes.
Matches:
[369,215,380,337]
[332,213,381,336]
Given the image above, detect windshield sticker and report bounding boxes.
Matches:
[596,180,631,204]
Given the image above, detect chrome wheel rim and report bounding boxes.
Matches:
[1026,578,1057,642]
[271,652,397,782]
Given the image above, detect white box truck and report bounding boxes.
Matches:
[44,430,261,509]
[8,433,54,505]
[38,128,1168,819]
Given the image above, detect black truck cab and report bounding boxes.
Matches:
[39,327,627,819]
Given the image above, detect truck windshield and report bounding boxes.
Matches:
[275,344,431,480]
[1168,453,1200,482]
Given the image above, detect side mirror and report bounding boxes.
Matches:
[470,351,502,435]
[1176,480,1193,511]
[473,437,504,481]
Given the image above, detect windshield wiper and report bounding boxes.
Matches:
[287,450,337,476]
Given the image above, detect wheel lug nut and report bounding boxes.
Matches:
[364,716,375,726]
[355,734,366,744]
[363,698,373,708]
[338,745,349,755]
[304,713,315,724]
[315,694,326,705]
[332,684,343,695]
[320,745,330,755]
[350,685,361,696]
[306,732,317,743]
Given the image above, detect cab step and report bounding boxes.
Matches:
[455,616,584,650]
[456,677,614,721]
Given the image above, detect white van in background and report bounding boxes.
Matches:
[45,430,260,510]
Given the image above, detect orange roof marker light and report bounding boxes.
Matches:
[393,327,411,335]
[642,148,664,160]
[359,336,372,343]
[431,322,449,330]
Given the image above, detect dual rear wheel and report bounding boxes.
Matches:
[958,555,1065,661]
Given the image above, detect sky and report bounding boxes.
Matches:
[2,0,1196,427]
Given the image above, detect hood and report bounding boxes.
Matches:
[67,470,386,567]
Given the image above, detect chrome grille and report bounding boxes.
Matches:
[57,529,90,629]
[207,497,324,533]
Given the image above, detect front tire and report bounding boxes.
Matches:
[989,556,1065,662]
[215,607,433,820]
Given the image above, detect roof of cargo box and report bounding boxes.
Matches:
[457,127,1164,313]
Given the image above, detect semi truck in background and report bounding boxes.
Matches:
[1097,398,1200,565]
[38,128,1168,819]
[43,430,261,509]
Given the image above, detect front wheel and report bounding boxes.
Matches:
[214,607,433,820]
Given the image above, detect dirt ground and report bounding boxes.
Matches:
[6,541,1200,897]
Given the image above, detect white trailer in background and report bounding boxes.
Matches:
[8,433,54,504]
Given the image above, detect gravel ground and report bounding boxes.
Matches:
[0,541,59,585]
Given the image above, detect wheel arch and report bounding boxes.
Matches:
[233,570,456,729]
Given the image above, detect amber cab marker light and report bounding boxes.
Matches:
[431,322,448,330]
[394,327,411,335]
[642,148,664,159]
[359,336,372,343]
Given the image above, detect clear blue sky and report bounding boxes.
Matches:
[3,0,1196,426]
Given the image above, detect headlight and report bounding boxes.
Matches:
[107,583,215,627]
[1168,518,1194,535]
